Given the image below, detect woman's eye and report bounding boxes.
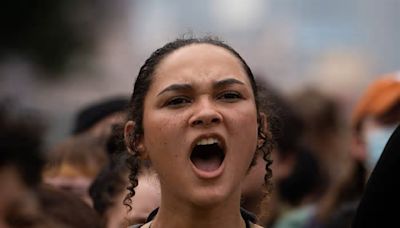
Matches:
[165,97,191,107]
[217,91,243,102]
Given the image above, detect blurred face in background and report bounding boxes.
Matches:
[106,172,161,228]
[43,162,94,206]
[350,75,400,172]
[358,117,398,171]
[43,133,108,206]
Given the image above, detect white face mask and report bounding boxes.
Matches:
[365,124,397,170]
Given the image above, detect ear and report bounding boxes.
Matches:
[258,112,268,132]
[257,112,268,149]
[124,120,148,159]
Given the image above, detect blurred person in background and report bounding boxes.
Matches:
[0,100,103,227]
[35,184,103,228]
[90,157,160,228]
[271,148,323,228]
[352,124,400,227]
[351,72,400,173]
[72,96,129,139]
[0,100,48,227]
[289,88,349,192]
[42,96,129,206]
[310,71,400,227]
[242,78,323,228]
[89,124,161,228]
[42,132,108,205]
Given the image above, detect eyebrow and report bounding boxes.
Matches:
[157,78,245,96]
[213,78,245,89]
[157,83,192,96]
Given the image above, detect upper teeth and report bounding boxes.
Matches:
[197,137,219,146]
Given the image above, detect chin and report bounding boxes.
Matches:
[188,186,235,208]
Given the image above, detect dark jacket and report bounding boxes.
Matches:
[352,124,400,228]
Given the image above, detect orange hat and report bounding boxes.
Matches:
[352,71,400,131]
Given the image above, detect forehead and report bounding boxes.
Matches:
[152,43,250,86]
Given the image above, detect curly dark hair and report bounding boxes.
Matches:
[123,36,274,209]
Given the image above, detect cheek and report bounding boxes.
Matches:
[226,107,259,162]
[229,107,258,143]
[142,113,185,158]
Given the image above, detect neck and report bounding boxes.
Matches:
[151,190,246,228]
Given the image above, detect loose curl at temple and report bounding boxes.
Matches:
[123,36,274,209]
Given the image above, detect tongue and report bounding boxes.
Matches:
[192,156,221,172]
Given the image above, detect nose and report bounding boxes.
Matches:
[189,98,222,127]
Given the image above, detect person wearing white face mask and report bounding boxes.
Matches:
[363,120,397,170]
[350,73,400,226]
[308,72,400,228]
[351,72,400,173]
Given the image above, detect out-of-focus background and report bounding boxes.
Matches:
[1,0,399,148]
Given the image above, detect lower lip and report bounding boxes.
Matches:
[190,160,225,179]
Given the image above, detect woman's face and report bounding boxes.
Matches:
[136,43,259,207]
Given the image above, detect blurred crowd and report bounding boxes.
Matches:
[1,70,399,227]
[1,2,400,227]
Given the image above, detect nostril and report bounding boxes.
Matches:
[192,119,203,126]
[211,117,220,123]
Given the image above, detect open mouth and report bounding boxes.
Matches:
[190,138,225,172]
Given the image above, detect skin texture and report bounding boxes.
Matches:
[125,43,260,228]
